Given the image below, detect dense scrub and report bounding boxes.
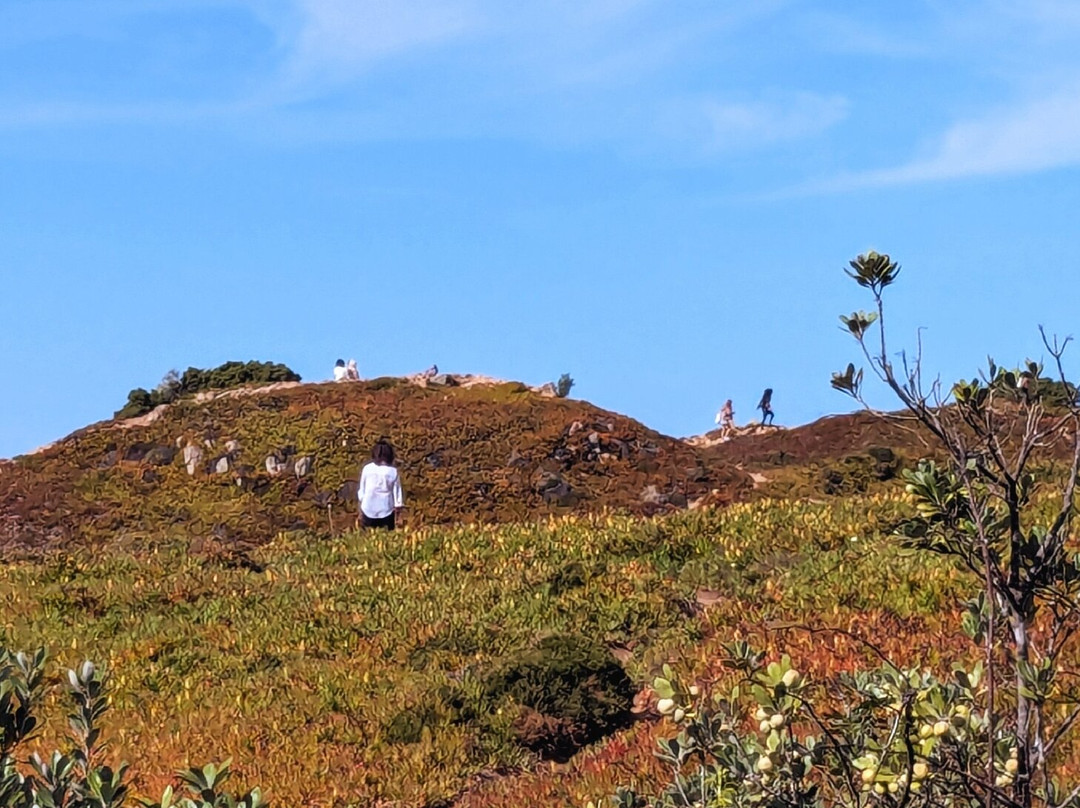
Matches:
[115,361,301,419]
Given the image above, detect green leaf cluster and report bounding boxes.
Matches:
[115,361,300,419]
[1,647,261,808]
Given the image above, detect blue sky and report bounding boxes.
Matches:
[3,0,1080,458]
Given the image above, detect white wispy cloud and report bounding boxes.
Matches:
[0,0,989,167]
[282,0,481,84]
[796,11,929,59]
[644,91,848,160]
[822,89,1080,190]
[698,93,849,150]
[0,99,258,129]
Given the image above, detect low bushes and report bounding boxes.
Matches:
[115,361,300,419]
[488,634,636,761]
[556,374,575,399]
[390,633,636,761]
[820,446,901,495]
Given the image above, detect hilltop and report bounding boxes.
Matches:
[0,375,751,555]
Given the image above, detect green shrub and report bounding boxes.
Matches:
[546,560,589,595]
[556,374,574,399]
[820,448,901,495]
[115,361,300,419]
[0,646,264,808]
[176,361,299,394]
[115,388,154,420]
[384,705,439,745]
[365,376,402,391]
[616,648,1019,808]
[488,634,635,761]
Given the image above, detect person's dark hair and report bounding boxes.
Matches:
[372,438,396,466]
[336,359,346,367]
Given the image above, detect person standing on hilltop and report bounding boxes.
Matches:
[716,399,735,438]
[358,438,404,530]
[346,359,360,380]
[333,359,348,381]
[757,388,775,426]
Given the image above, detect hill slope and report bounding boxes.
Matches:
[5,494,977,806]
[0,378,750,554]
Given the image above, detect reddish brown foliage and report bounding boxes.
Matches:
[0,380,752,555]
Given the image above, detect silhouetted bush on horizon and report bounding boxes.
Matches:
[115,360,301,419]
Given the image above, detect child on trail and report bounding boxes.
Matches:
[716,399,735,437]
[757,388,775,426]
[333,359,348,381]
[358,438,404,530]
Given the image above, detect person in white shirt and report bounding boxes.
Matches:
[346,359,360,380]
[358,438,404,530]
[333,359,348,381]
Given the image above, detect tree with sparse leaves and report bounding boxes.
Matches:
[616,252,1080,808]
[833,250,1080,808]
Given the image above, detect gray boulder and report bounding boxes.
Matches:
[640,485,667,506]
[294,456,313,478]
[507,449,530,468]
[534,469,577,507]
[182,444,203,476]
[144,445,176,466]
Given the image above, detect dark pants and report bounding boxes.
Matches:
[361,512,396,531]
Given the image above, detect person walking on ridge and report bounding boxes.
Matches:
[757,388,775,426]
[358,438,404,530]
[716,399,735,438]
